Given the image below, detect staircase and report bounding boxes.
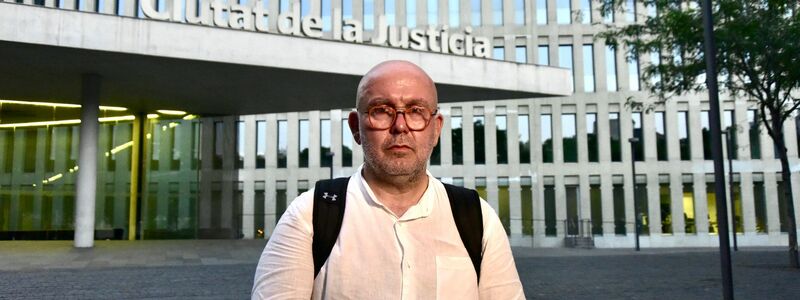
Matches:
[563,219,595,249]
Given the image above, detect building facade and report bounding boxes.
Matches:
[1,0,798,248]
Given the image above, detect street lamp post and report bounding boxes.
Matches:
[325,151,335,179]
[722,130,738,251]
[629,137,640,251]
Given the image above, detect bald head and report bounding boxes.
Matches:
[356,60,438,110]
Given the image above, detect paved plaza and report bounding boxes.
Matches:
[0,240,798,299]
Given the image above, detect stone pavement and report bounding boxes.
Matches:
[0,240,798,299]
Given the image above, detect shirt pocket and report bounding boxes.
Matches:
[435,256,479,300]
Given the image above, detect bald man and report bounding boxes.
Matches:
[252,61,524,299]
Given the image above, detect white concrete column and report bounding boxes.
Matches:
[74,74,101,248]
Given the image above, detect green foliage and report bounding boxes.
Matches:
[597,0,800,123]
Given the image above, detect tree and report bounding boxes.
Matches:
[596,0,800,268]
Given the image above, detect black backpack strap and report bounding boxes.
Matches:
[443,183,484,283]
[312,177,350,278]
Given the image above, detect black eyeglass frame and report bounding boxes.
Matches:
[360,105,439,131]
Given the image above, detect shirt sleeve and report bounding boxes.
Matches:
[252,191,315,300]
[477,200,526,300]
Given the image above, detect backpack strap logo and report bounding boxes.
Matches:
[322,192,338,202]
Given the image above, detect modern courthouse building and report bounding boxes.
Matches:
[1,0,798,249]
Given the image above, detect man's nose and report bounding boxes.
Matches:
[391,112,410,133]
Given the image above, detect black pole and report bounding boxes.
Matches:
[701,0,734,298]
[629,137,640,251]
[326,151,335,179]
[724,131,738,251]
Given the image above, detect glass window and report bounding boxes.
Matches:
[448,0,459,27]
[613,181,626,234]
[474,115,486,164]
[452,116,463,165]
[625,0,636,22]
[635,176,649,234]
[650,51,662,85]
[519,114,531,164]
[562,114,578,162]
[386,0,396,26]
[496,115,508,164]
[753,176,767,233]
[604,4,615,23]
[587,113,598,162]
[660,181,672,234]
[701,111,712,160]
[706,181,718,234]
[431,135,441,165]
[407,0,416,27]
[471,0,481,26]
[493,46,504,60]
[748,110,761,159]
[299,120,309,168]
[590,181,602,235]
[609,112,622,161]
[277,120,287,168]
[364,0,374,29]
[521,177,533,235]
[320,119,332,167]
[343,0,353,18]
[236,121,245,169]
[559,45,574,92]
[544,178,556,236]
[276,181,287,223]
[538,45,549,65]
[213,121,224,169]
[655,112,667,161]
[632,112,643,161]
[514,0,524,24]
[515,46,527,63]
[280,0,290,13]
[475,177,488,200]
[498,177,510,233]
[341,119,353,167]
[556,0,571,24]
[256,121,266,168]
[732,180,743,233]
[723,110,738,160]
[22,129,38,173]
[678,111,691,160]
[628,52,640,91]
[536,0,547,24]
[541,114,553,163]
[583,44,595,93]
[323,0,332,31]
[606,45,618,91]
[683,179,696,234]
[492,0,502,25]
[579,0,591,24]
[255,181,265,238]
[778,178,789,232]
[428,0,437,25]
[566,183,580,235]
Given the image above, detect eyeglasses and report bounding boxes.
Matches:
[362,105,438,131]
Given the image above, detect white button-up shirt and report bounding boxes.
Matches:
[252,167,524,299]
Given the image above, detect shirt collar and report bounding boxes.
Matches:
[356,164,436,221]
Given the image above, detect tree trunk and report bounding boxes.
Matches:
[772,117,799,268]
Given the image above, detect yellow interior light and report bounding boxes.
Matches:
[147,114,159,119]
[110,141,134,154]
[0,115,134,128]
[182,114,197,120]
[156,109,187,116]
[169,122,179,128]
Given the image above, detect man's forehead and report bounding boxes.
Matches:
[357,61,437,108]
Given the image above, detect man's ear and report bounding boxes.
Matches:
[433,113,444,143]
[348,111,362,145]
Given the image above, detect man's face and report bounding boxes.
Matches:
[349,64,443,179]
